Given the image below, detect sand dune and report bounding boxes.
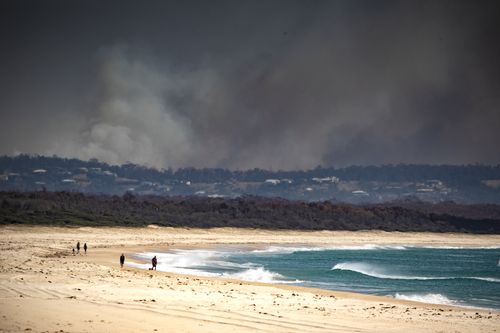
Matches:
[0,226,499,332]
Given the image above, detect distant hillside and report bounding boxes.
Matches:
[1,155,500,203]
[376,199,500,220]
[1,192,500,234]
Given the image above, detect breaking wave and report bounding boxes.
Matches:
[129,249,300,284]
[331,262,440,280]
[394,293,457,306]
[252,244,408,254]
[331,262,500,283]
[223,267,302,284]
[251,244,500,254]
[470,277,500,283]
[419,245,500,249]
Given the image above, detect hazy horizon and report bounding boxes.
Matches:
[1,0,500,170]
[4,153,500,173]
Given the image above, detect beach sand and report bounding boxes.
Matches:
[0,225,499,333]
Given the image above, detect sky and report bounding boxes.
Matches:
[1,0,499,170]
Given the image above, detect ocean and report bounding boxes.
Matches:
[129,245,500,310]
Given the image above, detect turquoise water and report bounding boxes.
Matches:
[131,245,500,309]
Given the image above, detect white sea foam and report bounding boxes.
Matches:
[135,250,214,268]
[126,261,220,277]
[223,267,298,283]
[130,248,300,284]
[131,249,236,275]
[394,293,499,310]
[393,293,457,306]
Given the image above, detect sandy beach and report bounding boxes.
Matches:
[0,225,499,333]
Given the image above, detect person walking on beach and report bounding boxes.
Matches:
[76,241,80,254]
[152,256,157,270]
[120,254,125,268]
[83,243,87,254]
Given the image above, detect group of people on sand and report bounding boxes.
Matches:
[119,254,157,270]
[71,242,158,271]
[72,241,87,255]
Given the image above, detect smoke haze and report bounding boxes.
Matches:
[1,0,499,169]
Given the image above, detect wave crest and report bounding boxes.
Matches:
[331,262,436,280]
[252,244,407,254]
[252,245,500,254]
[394,293,456,306]
[331,262,500,283]
[224,267,287,283]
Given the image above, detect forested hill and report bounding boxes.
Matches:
[1,192,499,234]
[1,155,500,204]
[2,155,500,184]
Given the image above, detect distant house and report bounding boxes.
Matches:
[352,190,369,196]
[264,179,280,185]
[208,194,224,198]
[115,177,139,184]
[312,176,340,184]
[33,169,47,174]
[102,170,116,177]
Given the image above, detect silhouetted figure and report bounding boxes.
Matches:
[72,248,75,255]
[83,243,87,254]
[152,256,157,270]
[76,242,80,254]
[120,254,125,268]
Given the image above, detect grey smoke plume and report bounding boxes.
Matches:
[1,0,500,169]
[52,47,196,168]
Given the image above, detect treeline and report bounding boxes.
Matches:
[1,191,499,234]
[2,154,500,185]
[375,198,500,220]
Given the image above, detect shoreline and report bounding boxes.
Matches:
[124,242,500,311]
[1,225,499,332]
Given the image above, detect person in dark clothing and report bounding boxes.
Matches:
[152,256,157,270]
[76,242,80,254]
[120,254,125,268]
[83,243,87,254]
